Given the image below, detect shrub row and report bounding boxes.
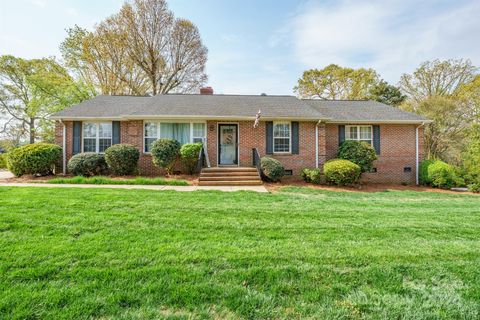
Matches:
[301,168,323,184]
[0,153,7,169]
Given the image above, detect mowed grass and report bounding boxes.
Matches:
[47,175,188,186]
[0,186,479,319]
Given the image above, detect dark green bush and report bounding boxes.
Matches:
[419,159,435,185]
[428,160,462,189]
[151,138,181,175]
[0,153,6,169]
[323,159,361,185]
[6,143,61,177]
[104,144,140,175]
[68,153,108,177]
[260,157,285,182]
[180,143,203,174]
[301,168,323,184]
[338,140,377,173]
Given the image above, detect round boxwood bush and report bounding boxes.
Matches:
[338,140,377,173]
[180,143,203,174]
[7,143,61,177]
[260,157,285,182]
[151,138,181,175]
[67,152,108,176]
[419,159,435,185]
[323,159,361,186]
[428,160,462,189]
[104,144,140,175]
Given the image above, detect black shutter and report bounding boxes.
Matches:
[291,121,299,154]
[338,125,345,146]
[373,125,380,155]
[266,121,273,154]
[73,121,82,155]
[112,121,121,145]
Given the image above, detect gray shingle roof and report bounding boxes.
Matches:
[52,94,430,123]
[303,100,429,122]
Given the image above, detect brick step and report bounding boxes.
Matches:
[201,172,259,177]
[202,167,257,173]
[199,175,260,181]
[198,180,263,186]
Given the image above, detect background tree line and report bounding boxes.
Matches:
[0,0,207,147]
[295,60,480,171]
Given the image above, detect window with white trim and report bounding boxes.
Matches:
[83,122,112,153]
[144,122,206,152]
[273,122,291,153]
[345,125,372,145]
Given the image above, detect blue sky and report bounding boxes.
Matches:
[1,0,479,95]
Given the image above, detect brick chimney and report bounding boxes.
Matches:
[200,86,214,95]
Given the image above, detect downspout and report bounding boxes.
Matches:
[415,121,426,185]
[60,120,66,175]
[315,120,321,168]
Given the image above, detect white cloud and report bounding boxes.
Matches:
[287,0,480,83]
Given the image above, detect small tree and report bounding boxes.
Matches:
[180,143,202,174]
[151,138,181,175]
[338,140,377,173]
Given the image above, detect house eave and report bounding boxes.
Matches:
[325,119,433,124]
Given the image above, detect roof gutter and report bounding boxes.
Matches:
[327,119,433,124]
[50,115,332,122]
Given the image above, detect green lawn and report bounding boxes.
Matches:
[0,186,479,319]
[47,176,188,186]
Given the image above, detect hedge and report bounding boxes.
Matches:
[338,140,377,173]
[68,153,108,177]
[180,143,203,174]
[150,139,181,175]
[105,144,140,175]
[428,160,463,189]
[323,159,361,186]
[6,143,61,177]
[260,157,285,182]
[301,168,323,184]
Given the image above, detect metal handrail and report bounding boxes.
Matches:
[196,144,206,173]
[252,148,265,180]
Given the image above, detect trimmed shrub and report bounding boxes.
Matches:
[180,143,203,174]
[260,157,285,182]
[105,144,140,175]
[338,140,377,173]
[301,168,323,184]
[419,159,435,185]
[0,153,6,169]
[468,183,480,193]
[323,159,361,186]
[6,143,61,177]
[428,160,462,189]
[151,138,181,175]
[68,153,108,177]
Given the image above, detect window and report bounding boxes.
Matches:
[273,122,291,153]
[83,122,112,153]
[144,122,206,152]
[345,125,372,145]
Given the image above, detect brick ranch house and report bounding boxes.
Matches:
[52,87,431,184]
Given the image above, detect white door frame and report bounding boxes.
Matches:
[217,122,240,166]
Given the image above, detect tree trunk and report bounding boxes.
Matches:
[29,118,35,144]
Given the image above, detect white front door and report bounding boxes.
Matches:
[218,124,238,165]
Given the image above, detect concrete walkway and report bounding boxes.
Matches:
[0,182,268,192]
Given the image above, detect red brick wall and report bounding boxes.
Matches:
[206,120,317,175]
[55,120,424,184]
[323,123,424,184]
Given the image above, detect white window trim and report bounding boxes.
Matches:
[273,121,291,154]
[82,122,112,153]
[345,125,373,144]
[143,121,207,154]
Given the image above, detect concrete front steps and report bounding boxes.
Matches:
[199,167,262,186]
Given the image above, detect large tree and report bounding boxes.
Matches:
[368,80,406,106]
[61,0,208,96]
[400,59,479,162]
[294,64,379,100]
[0,55,92,143]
